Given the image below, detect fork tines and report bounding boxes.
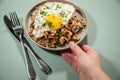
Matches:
[9,12,20,27]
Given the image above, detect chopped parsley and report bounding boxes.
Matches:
[58,31,62,36]
[42,21,53,28]
[55,4,62,10]
[73,40,78,42]
[61,24,65,27]
[59,10,66,17]
[83,23,87,28]
[40,10,47,16]
[46,21,53,27]
[42,22,46,27]
[46,6,50,9]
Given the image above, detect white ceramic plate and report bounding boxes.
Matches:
[24,0,88,51]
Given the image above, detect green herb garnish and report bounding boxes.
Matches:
[61,24,65,27]
[55,4,61,10]
[59,10,66,17]
[58,31,62,36]
[46,6,50,9]
[46,21,53,27]
[74,40,78,42]
[40,10,47,16]
[42,22,46,27]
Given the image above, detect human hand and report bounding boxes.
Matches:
[61,42,110,80]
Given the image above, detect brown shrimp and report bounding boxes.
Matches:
[72,34,80,41]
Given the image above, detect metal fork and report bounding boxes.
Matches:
[9,12,51,78]
[9,12,36,80]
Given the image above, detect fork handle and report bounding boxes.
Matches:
[23,38,52,74]
[20,39,36,79]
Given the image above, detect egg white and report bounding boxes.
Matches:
[32,2,75,38]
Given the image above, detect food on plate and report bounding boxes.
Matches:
[28,2,86,48]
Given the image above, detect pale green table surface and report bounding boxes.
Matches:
[0,0,120,80]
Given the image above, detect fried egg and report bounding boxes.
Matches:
[32,2,75,38]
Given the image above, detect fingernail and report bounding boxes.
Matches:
[70,42,74,48]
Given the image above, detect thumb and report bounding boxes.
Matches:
[69,42,85,55]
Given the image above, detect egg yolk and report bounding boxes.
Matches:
[45,14,62,30]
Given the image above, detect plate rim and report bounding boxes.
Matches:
[24,0,89,51]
